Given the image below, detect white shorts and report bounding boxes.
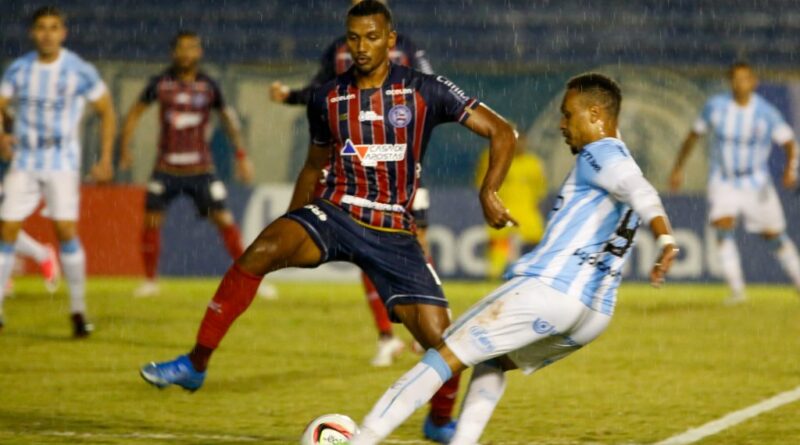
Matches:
[707,181,786,233]
[0,169,80,221]
[444,277,611,375]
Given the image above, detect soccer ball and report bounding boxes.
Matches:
[300,413,359,445]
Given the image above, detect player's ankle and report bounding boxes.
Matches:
[378,332,393,340]
[189,344,213,372]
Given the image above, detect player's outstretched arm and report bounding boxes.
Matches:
[781,140,798,189]
[463,104,518,229]
[218,106,254,184]
[90,92,117,183]
[118,100,149,172]
[670,131,700,191]
[287,143,328,212]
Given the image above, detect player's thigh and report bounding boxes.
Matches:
[742,185,786,234]
[41,170,80,222]
[52,220,77,241]
[707,181,741,226]
[393,303,452,349]
[359,229,447,327]
[188,174,227,218]
[145,172,178,214]
[239,217,322,275]
[443,277,588,370]
[0,169,42,223]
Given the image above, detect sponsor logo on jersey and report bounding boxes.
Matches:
[329,94,356,104]
[340,138,406,167]
[167,111,203,130]
[174,92,192,105]
[436,75,470,103]
[358,110,384,122]
[573,248,622,278]
[385,88,413,96]
[388,104,412,128]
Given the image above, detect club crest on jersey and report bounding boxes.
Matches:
[340,138,406,167]
[388,105,412,128]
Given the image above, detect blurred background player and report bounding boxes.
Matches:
[670,61,800,305]
[474,128,546,279]
[349,72,679,445]
[119,31,274,299]
[270,0,434,368]
[0,6,116,337]
[140,2,518,442]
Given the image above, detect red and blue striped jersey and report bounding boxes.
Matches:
[307,64,480,231]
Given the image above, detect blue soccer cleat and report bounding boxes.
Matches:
[423,414,457,444]
[139,354,205,392]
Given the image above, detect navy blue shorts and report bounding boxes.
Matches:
[285,199,447,322]
[145,171,228,217]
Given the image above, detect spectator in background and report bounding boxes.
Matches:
[475,129,547,279]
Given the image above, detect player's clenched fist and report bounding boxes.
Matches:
[480,190,518,229]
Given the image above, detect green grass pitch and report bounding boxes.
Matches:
[1,277,799,444]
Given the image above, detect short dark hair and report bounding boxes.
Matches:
[171,30,201,49]
[728,60,753,77]
[347,0,393,28]
[30,6,66,27]
[566,72,622,118]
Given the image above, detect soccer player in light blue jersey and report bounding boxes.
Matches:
[0,6,117,337]
[671,61,800,305]
[347,73,678,445]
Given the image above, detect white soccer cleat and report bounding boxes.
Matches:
[723,292,747,306]
[257,281,279,300]
[134,280,160,298]
[370,336,405,367]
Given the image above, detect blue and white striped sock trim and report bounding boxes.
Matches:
[421,349,452,382]
[0,242,14,254]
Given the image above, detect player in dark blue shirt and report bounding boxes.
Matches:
[271,0,436,376]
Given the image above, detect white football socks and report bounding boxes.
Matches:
[450,360,507,445]
[718,233,745,298]
[352,350,452,445]
[0,242,16,313]
[15,231,48,264]
[60,239,86,314]
[769,235,800,289]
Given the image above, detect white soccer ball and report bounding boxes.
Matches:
[300,413,359,445]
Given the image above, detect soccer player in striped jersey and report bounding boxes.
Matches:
[119,31,260,299]
[670,61,800,305]
[270,0,433,369]
[141,2,517,442]
[0,6,116,337]
[348,73,678,445]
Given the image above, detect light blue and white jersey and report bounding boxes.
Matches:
[694,93,794,189]
[0,48,107,172]
[509,138,662,316]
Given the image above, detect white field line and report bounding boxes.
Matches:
[653,385,800,445]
